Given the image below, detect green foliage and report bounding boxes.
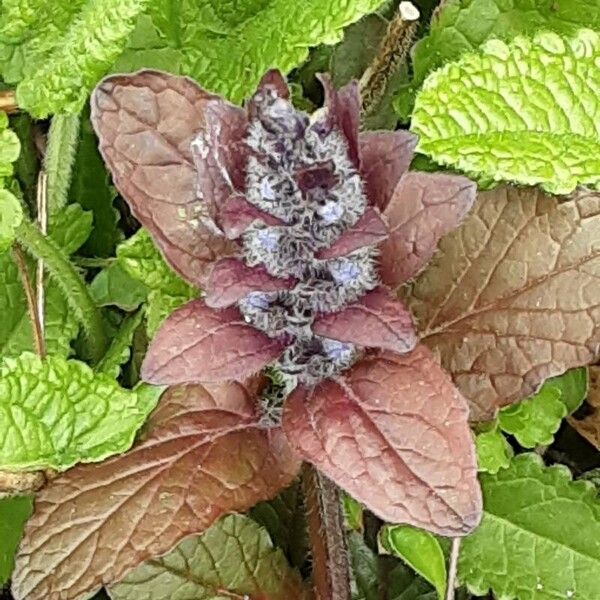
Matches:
[90,262,148,311]
[96,309,144,378]
[395,0,600,120]
[117,229,196,335]
[109,514,308,599]
[0,189,23,253]
[379,525,446,600]
[0,113,20,184]
[0,353,159,471]
[0,495,33,584]
[343,493,364,532]
[498,368,588,448]
[459,453,600,600]
[411,30,600,194]
[475,426,512,474]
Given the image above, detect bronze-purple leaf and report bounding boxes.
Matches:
[359,130,417,211]
[283,346,482,536]
[380,172,476,287]
[218,192,284,239]
[11,383,300,600]
[90,70,241,287]
[313,288,417,354]
[205,258,295,308]
[141,299,287,384]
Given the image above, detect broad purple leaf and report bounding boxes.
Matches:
[91,70,242,287]
[313,288,417,354]
[318,75,360,167]
[359,130,417,211]
[317,207,388,259]
[283,346,482,536]
[379,172,476,287]
[218,192,283,239]
[142,299,287,384]
[11,383,300,600]
[205,258,295,308]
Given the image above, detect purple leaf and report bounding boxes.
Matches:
[218,193,284,239]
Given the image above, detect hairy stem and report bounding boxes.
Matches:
[302,463,351,600]
[10,245,46,357]
[16,217,108,363]
[0,90,18,114]
[360,1,420,116]
[445,537,461,600]
[43,113,80,215]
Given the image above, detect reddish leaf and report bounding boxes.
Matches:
[141,299,287,384]
[318,75,360,167]
[359,131,417,211]
[246,69,290,119]
[91,70,241,287]
[11,383,300,600]
[283,346,482,536]
[313,288,417,354]
[317,207,388,259]
[403,186,600,420]
[205,258,295,308]
[219,192,284,239]
[380,172,476,287]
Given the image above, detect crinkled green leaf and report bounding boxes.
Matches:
[90,262,148,311]
[395,0,600,120]
[69,110,121,257]
[117,229,196,335]
[0,189,22,253]
[459,453,600,600]
[9,114,40,208]
[498,369,589,449]
[0,113,20,184]
[10,0,149,116]
[0,353,158,471]
[96,309,144,378]
[379,526,446,600]
[108,514,309,600]
[0,495,32,585]
[475,427,512,474]
[412,30,600,194]
[343,493,364,532]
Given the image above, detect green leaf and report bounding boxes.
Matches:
[11,0,149,116]
[459,453,600,600]
[0,189,22,253]
[117,229,196,335]
[475,426,512,474]
[0,353,158,471]
[90,262,148,311]
[497,368,589,449]
[0,495,32,585]
[69,110,121,257]
[387,562,437,600]
[343,493,364,532]
[395,0,600,120]
[108,514,309,600]
[411,30,600,194]
[379,525,446,600]
[47,203,93,255]
[96,309,144,378]
[348,531,379,600]
[0,113,20,184]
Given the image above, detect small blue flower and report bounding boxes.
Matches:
[329,260,361,284]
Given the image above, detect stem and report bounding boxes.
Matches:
[36,171,48,335]
[0,90,18,114]
[43,113,80,215]
[10,245,46,357]
[16,217,108,363]
[445,537,461,600]
[359,1,420,116]
[301,463,351,600]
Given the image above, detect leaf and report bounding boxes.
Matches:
[0,495,32,585]
[550,367,588,414]
[343,494,363,532]
[0,113,20,183]
[347,531,379,600]
[475,427,512,474]
[379,525,446,600]
[11,383,299,600]
[90,261,148,311]
[117,229,196,335]
[387,562,437,600]
[145,0,387,103]
[411,30,600,194]
[108,514,309,600]
[0,353,158,471]
[283,345,482,536]
[47,203,93,255]
[398,0,600,119]
[0,189,22,253]
[69,109,121,257]
[458,453,600,600]
[12,0,149,116]
[142,300,287,385]
[402,186,600,421]
[569,366,600,449]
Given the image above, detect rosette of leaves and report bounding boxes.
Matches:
[10,70,483,600]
